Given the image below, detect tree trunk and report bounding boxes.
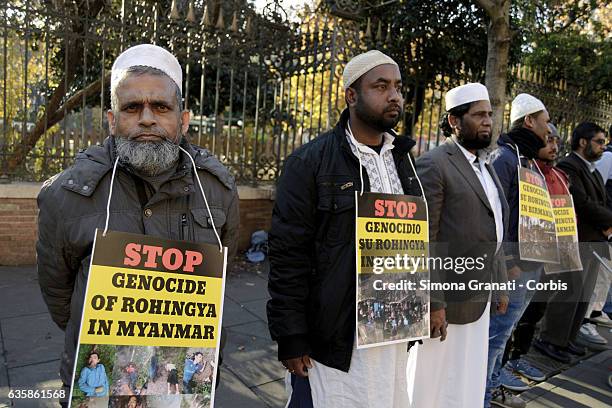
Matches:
[2,0,107,177]
[475,0,512,143]
[4,73,110,174]
[403,83,426,138]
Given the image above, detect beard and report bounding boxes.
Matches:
[354,99,402,133]
[115,128,181,176]
[585,142,602,161]
[457,128,492,150]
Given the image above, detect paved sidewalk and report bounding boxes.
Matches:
[524,349,612,407]
[1,263,611,407]
[521,323,612,406]
[215,261,285,407]
[0,265,65,408]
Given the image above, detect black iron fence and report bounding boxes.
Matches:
[1,0,610,183]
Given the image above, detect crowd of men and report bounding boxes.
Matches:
[34,43,610,408]
[358,295,427,340]
[267,50,611,408]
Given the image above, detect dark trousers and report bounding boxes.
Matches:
[288,374,313,408]
[503,272,559,363]
[540,251,601,347]
[512,300,549,359]
[503,299,549,363]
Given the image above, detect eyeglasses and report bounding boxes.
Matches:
[591,138,606,145]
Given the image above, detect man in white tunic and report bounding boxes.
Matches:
[410,83,510,407]
[267,50,424,407]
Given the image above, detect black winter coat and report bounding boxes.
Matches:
[267,109,421,372]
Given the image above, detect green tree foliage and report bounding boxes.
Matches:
[355,0,522,135]
[342,0,609,135]
[514,0,611,97]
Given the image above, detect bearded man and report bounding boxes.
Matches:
[409,83,509,408]
[36,44,239,406]
[267,50,422,407]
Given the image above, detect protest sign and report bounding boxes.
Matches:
[544,194,582,274]
[69,230,226,408]
[355,192,430,349]
[518,167,559,264]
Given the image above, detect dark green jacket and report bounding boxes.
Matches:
[36,137,239,387]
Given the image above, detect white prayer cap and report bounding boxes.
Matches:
[111,44,182,94]
[445,83,489,111]
[343,50,399,90]
[510,93,546,124]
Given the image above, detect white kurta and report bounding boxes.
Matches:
[284,344,410,408]
[404,139,498,407]
[405,302,490,408]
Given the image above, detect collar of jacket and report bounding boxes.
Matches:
[335,108,416,155]
[497,133,532,168]
[61,136,234,197]
[570,151,598,173]
[500,128,544,160]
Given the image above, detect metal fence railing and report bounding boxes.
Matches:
[1,1,610,183]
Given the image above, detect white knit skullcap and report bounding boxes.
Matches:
[445,83,489,111]
[510,93,546,124]
[111,44,182,94]
[343,50,399,90]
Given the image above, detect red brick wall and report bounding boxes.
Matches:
[0,190,274,266]
[0,199,39,265]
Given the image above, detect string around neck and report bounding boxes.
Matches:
[103,147,224,253]
[178,145,223,253]
[103,157,120,237]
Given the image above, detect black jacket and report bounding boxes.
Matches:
[557,152,612,244]
[267,109,421,372]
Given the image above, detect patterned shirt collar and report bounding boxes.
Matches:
[346,125,395,155]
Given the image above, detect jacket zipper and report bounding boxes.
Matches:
[180,213,188,240]
[319,181,355,190]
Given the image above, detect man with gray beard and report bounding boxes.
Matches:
[36,44,239,406]
[115,134,180,177]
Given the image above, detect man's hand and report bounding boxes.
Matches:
[282,355,313,378]
[496,294,509,315]
[430,309,447,341]
[508,265,521,280]
[94,386,104,394]
[602,227,612,238]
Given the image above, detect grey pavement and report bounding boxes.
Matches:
[0,265,64,408]
[517,316,612,406]
[216,262,285,408]
[523,349,612,407]
[1,264,611,407]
